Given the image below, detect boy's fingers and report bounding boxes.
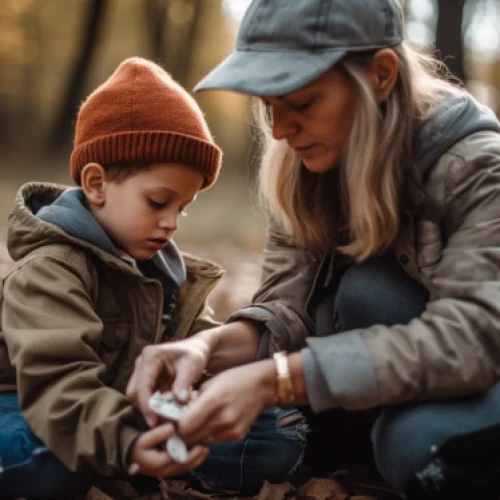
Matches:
[158,445,209,477]
[188,446,210,469]
[138,422,176,448]
[141,447,173,471]
[173,444,208,465]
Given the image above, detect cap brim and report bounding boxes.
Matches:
[194,49,346,96]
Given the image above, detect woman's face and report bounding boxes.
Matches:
[261,67,358,173]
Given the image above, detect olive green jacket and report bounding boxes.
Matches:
[0,182,223,475]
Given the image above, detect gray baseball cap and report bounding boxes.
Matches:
[195,0,403,96]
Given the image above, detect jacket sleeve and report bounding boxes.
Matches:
[2,252,145,475]
[305,136,500,411]
[228,222,323,353]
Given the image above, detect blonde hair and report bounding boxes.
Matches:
[253,42,463,261]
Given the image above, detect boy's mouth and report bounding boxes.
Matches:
[148,237,169,247]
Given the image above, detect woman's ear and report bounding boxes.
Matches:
[367,48,399,102]
[81,163,107,207]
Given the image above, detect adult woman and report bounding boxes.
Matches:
[127,0,500,497]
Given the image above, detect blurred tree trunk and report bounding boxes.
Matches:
[172,0,204,86]
[144,0,168,62]
[47,0,108,152]
[143,0,205,87]
[435,0,467,83]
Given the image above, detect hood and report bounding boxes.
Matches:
[7,182,186,288]
[409,91,500,220]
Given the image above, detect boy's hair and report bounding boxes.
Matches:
[102,162,151,183]
[71,57,222,190]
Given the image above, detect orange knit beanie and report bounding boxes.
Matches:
[70,57,222,189]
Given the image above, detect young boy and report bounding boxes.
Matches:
[0,57,208,498]
[0,57,305,499]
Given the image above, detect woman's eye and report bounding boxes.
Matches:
[148,198,167,209]
[290,99,313,112]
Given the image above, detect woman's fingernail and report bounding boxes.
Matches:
[146,416,155,427]
[176,389,188,401]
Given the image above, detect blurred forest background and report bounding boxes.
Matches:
[1,0,499,319]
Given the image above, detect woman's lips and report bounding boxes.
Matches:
[294,144,319,157]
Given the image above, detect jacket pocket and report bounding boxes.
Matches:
[98,319,131,381]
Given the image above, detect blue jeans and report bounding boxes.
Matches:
[192,407,306,492]
[0,393,92,500]
[0,394,305,499]
[311,254,500,499]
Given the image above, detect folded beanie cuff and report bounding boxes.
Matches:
[70,131,222,189]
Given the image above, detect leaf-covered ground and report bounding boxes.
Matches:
[86,468,400,500]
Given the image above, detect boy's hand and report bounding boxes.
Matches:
[130,423,209,477]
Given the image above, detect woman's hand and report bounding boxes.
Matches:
[130,423,209,477]
[127,321,263,427]
[126,335,211,427]
[177,359,278,445]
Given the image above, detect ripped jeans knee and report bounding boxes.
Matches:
[191,407,308,494]
[372,384,500,499]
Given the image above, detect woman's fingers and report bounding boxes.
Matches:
[171,359,204,403]
[177,390,218,443]
[133,347,172,426]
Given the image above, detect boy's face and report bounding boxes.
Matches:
[85,162,204,260]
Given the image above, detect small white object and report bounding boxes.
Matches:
[166,434,189,463]
[148,391,186,421]
[128,462,140,475]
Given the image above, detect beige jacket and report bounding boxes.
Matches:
[231,96,500,412]
[0,182,223,475]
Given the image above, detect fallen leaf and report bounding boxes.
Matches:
[159,479,217,499]
[86,486,115,500]
[256,481,294,500]
[296,478,347,500]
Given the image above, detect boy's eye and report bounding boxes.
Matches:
[147,198,168,209]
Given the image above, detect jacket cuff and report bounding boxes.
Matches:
[306,331,379,409]
[227,305,275,325]
[301,347,340,412]
[119,425,142,474]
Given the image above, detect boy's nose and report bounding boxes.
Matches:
[159,212,179,231]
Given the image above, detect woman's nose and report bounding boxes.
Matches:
[271,106,299,141]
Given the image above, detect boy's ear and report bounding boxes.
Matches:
[81,163,107,206]
[367,48,399,102]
